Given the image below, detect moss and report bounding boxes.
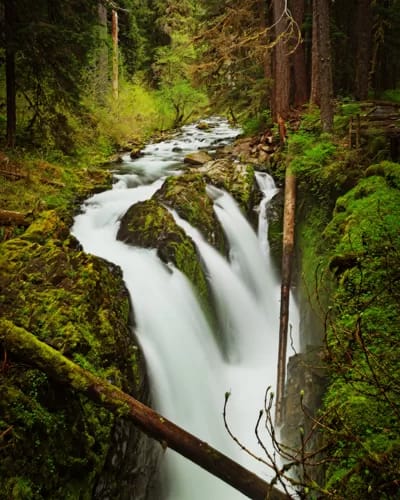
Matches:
[117,198,210,306]
[0,209,145,498]
[297,161,400,497]
[154,172,225,250]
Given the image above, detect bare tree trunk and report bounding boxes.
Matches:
[355,0,372,100]
[290,0,308,107]
[112,10,119,100]
[275,168,296,426]
[317,0,333,132]
[310,0,320,106]
[272,0,291,120]
[260,0,273,91]
[0,319,290,500]
[5,0,17,148]
[96,2,109,100]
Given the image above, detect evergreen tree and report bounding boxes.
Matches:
[1,0,99,149]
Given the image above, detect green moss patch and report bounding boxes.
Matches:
[0,210,145,498]
[117,198,209,306]
[298,161,400,497]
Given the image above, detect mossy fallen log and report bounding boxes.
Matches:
[0,318,290,500]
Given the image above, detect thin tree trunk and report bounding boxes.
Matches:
[310,0,320,106]
[272,0,291,120]
[5,0,17,148]
[112,10,119,100]
[355,0,372,100]
[0,319,290,500]
[96,2,109,100]
[290,0,308,106]
[261,0,273,92]
[275,168,296,426]
[317,0,333,132]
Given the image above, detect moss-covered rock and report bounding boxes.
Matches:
[0,210,158,499]
[116,198,209,308]
[196,159,256,213]
[153,172,225,250]
[296,161,400,498]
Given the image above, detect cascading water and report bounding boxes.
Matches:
[72,118,299,499]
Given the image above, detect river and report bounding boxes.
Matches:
[72,117,299,499]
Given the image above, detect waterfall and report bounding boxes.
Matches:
[72,118,298,499]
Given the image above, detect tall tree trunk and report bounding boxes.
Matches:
[355,0,372,100]
[5,0,17,148]
[260,0,273,91]
[290,0,308,106]
[112,9,119,100]
[0,319,290,500]
[96,2,109,101]
[275,167,296,426]
[272,0,291,120]
[316,0,333,132]
[310,0,320,106]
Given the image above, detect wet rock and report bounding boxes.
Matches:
[196,159,256,212]
[130,148,143,160]
[196,121,211,130]
[183,151,213,165]
[117,199,210,306]
[281,348,328,485]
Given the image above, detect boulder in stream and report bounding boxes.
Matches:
[183,151,213,165]
[117,199,210,306]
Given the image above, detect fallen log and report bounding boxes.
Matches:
[0,209,30,226]
[0,319,291,500]
[275,168,296,426]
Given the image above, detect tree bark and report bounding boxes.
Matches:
[275,168,296,426]
[290,0,308,107]
[317,0,334,132]
[355,0,372,100]
[0,319,290,500]
[5,0,17,148]
[272,0,291,120]
[112,10,119,100]
[310,0,320,106]
[96,2,109,101]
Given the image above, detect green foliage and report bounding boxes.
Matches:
[299,161,400,498]
[380,88,400,103]
[242,110,273,136]
[156,79,208,128]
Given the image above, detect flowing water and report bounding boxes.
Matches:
[72,118,299,499]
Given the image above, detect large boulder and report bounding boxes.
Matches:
[196,159,256,212]
[154,172,226,252]
[117,199,209,305]
[183,151,213,165]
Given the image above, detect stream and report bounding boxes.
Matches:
[72,118,299,499]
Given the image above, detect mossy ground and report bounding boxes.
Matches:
[295,158,400,498]
[0,155,147,498]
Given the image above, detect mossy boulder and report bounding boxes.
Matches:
[195,159,256,212]
[154,172,226,251]
[117,198,209,306]
[0,211,158,499]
